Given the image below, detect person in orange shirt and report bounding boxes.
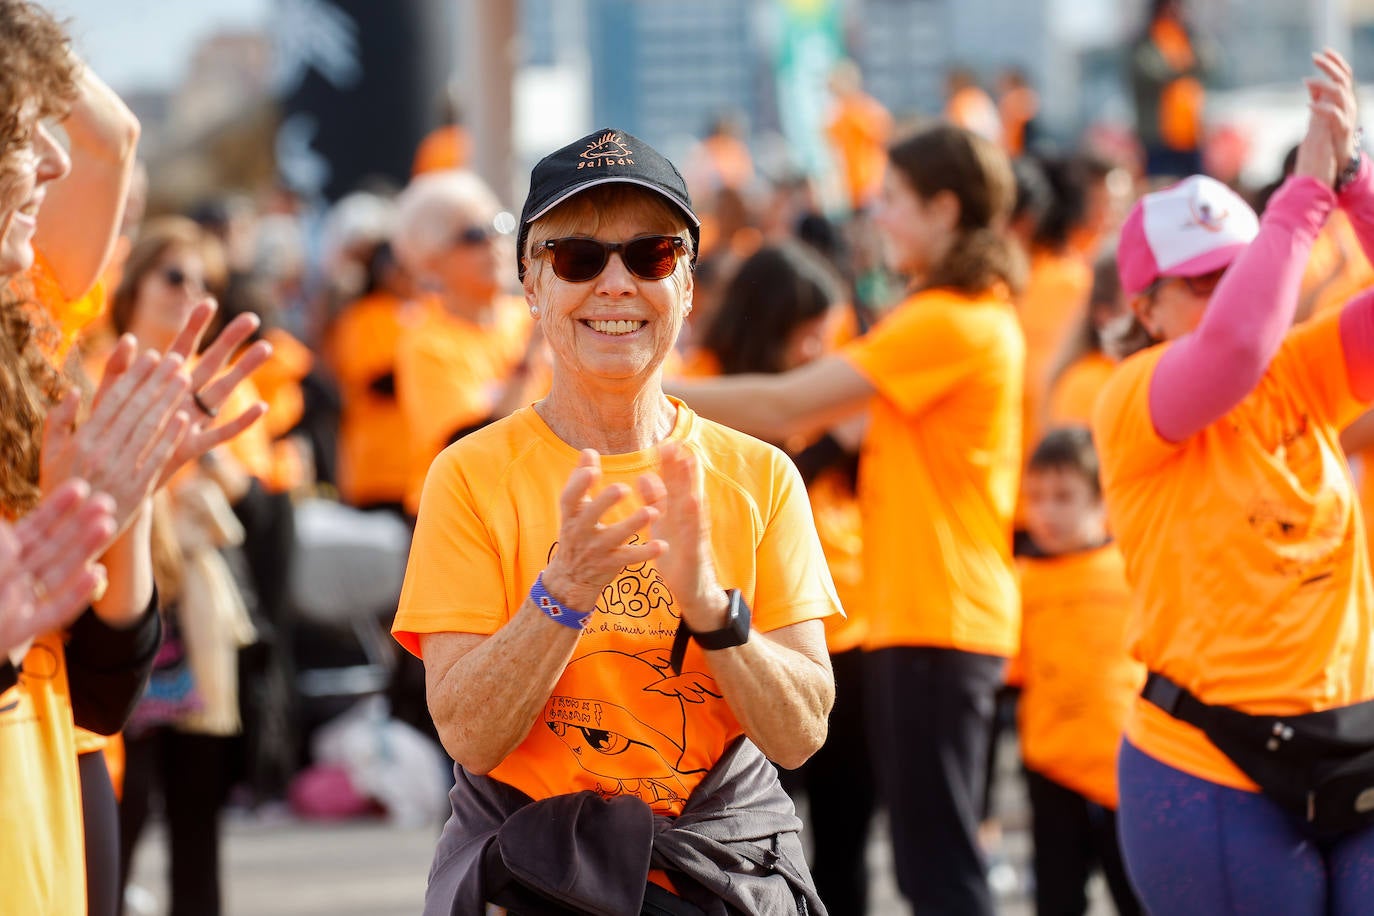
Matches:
[392,170,541,518]
[1046,255,1126,428]
[697,241,875,913]
[393,128,837,913]
[1129,0,1215,178]
[327,242,416,513]
[825,59,894,214]
[1094,54,1374,913]
[1017,427,1144,916]
[684,111,755,201]
[944,67,1003,146]
[997,67,1040,157]
[672,124,1025,916]
[0,10,272,916]
[411,95,470,176]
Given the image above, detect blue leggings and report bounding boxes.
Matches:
[1118,741,1374,915]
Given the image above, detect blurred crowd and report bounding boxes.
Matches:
[9,0,1374,914]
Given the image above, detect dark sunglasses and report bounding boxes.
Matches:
[160,266,204,292]
[537,235,686,283]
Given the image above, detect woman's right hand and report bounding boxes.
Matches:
[40,348,190,538]
[540,449,664,614]
[0,480,116,655]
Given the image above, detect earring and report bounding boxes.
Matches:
[530,305,539,317]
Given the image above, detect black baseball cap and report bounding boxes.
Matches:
[517,127,701,282]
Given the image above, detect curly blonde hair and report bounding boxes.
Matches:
[0,1,81,516]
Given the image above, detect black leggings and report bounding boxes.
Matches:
[119,729,232,916]
[80,750,120,916]
[866,645,1006,916]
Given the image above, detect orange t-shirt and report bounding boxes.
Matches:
[392,400,841,816]
[412,125,470,176]
[1017,544,1146,808]
[1,634,86,914]
[1093,310,1374,790]
[1020,250,1094,453]
[1304,212,1374,320]
[842,287,1024,656]
[1047,351,1116,429]
[395,296,533,515]
[945,87,1003,144]
[826,94,893,211]
[808,469,866,654]
[327,292,415,507]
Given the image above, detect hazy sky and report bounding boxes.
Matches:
[48,0,270,94]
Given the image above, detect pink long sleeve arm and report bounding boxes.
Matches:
[1337,154,1374,263]
[1330,156,1374,400]
[1148,176,1335,442]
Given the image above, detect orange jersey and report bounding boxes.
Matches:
[1,634,86,914]
[1304,211,1374,320]
[1093,309,1374,790]
[1020,250,1094,450]
[809,468,866,653]
[412,125,470,176]
[328,292,415,506]
[1017,544,1146,808]
[826,94,893,211]
[1047,351,1116,429]
[395,296,533,515]
[842,287,1024,656]
[393,401,841,816]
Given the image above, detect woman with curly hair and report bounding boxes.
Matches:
[0,4,272,912]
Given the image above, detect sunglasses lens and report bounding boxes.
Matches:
[624,237,680,280]
[551,238,608,282]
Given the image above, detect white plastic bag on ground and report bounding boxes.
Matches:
[311,696,450,827]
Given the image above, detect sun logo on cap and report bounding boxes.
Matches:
[576,132,636,169]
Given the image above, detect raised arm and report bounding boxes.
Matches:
[32,60,140,301]
[1149,78,1345,442]
[666,354,874,444]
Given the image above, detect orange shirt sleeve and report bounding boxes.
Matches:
[843,293,1005,417]
[394,446,509,656]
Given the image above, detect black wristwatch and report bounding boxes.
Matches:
[1337,131,1365,192]
[668,589,751,675]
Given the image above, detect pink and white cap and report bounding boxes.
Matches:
[1117,175,1259,295]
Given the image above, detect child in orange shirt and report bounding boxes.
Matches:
[1018,428,1144,916]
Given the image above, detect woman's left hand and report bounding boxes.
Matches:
[100,300,273,490]
[637,440,729,632]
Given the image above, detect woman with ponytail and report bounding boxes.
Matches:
[671,124,1025,914]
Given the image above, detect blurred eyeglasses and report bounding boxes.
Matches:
[452,211,516,248]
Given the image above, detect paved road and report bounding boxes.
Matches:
[127,736,1115,915]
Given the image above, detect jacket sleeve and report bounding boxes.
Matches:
[65,590,162,735]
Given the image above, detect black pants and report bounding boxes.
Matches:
[1025,768,1141,916]
[80,750,120,916]
[779,648,874,916]
[119,730,232,916]
[866,645,1005,916]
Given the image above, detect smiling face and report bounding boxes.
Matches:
[524,187,693,388]
[0,115,70,277]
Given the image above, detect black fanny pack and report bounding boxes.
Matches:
[1142,672,1374,837]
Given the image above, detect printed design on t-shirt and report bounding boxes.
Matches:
[578,132,635,169]
[543,648,722,807]
[1242,415,1350,580]
[0,642,59,717]
[547,538,678,625]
